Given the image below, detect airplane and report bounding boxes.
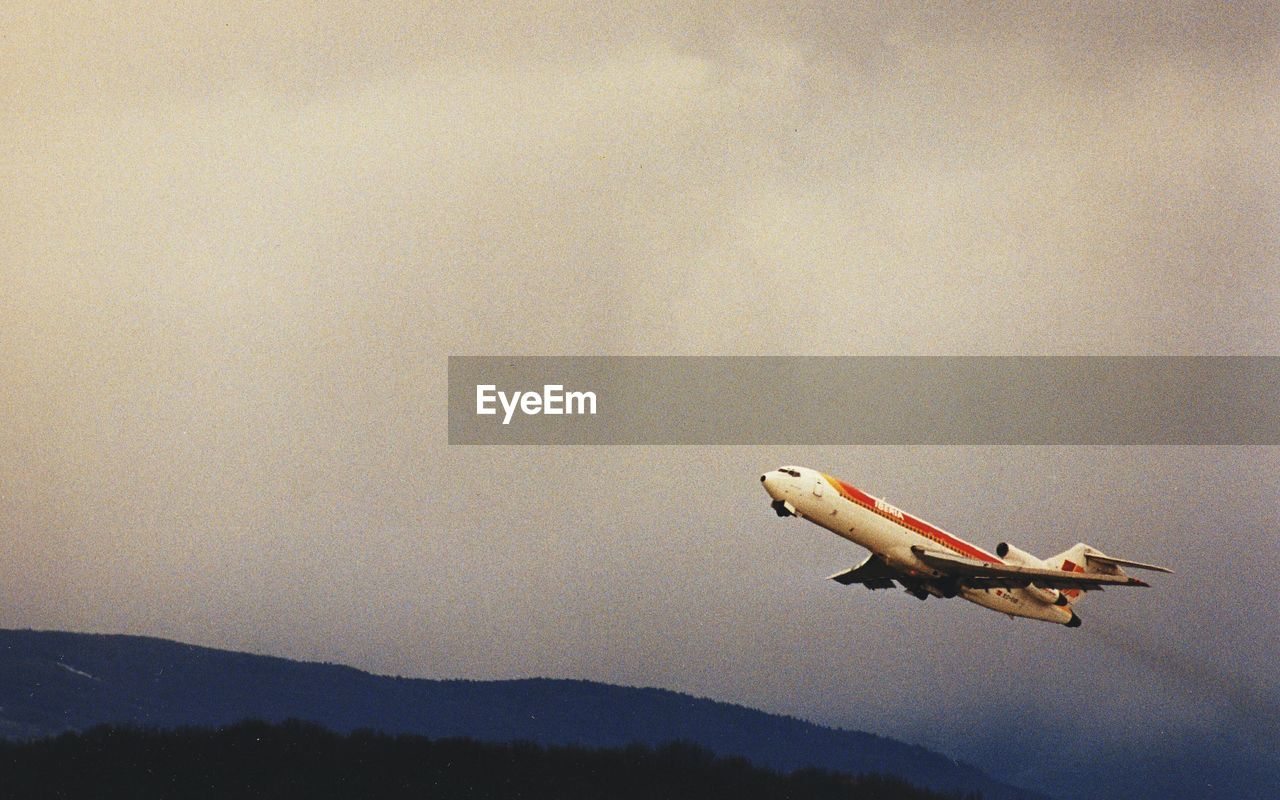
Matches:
[760,466,1171,627]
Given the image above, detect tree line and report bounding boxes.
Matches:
[0,719,983,800]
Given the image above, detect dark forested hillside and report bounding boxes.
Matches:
[0,721,980,800]
[0,629,1040,799]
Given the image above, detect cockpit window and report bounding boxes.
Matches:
[778,467,801,477]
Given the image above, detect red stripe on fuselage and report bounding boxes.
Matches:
[827,476,1002,564]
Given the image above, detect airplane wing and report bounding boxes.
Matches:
[910,546,1152,591]
[828,553,899,589]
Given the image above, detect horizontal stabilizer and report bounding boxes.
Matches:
[1084,552,1173,573]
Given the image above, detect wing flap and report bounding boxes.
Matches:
[910,546,1151,590]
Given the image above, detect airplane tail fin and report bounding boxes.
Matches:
[1043,543,1172,603]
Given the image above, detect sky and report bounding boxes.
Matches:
[3,2,1278,795]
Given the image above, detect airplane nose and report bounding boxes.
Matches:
[760,472,780,500]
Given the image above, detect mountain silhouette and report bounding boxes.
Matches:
[0,628,1041,799]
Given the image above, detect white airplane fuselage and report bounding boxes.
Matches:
[761,466,1076,624]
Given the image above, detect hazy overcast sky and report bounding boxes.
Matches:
[3,2,1277,794]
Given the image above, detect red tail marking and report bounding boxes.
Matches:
[1062,559,1085,599]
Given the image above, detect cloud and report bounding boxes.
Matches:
[2,3,1278,791]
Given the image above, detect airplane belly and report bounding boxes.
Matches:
[961,587,1073,624]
